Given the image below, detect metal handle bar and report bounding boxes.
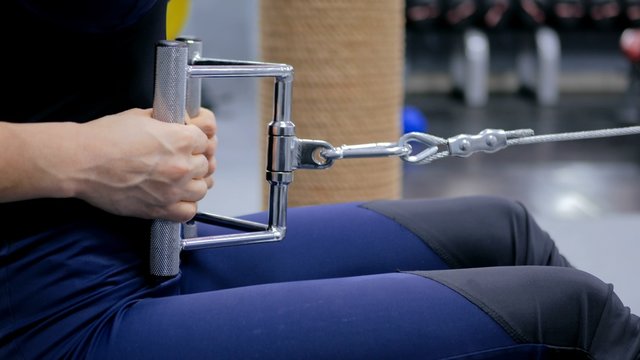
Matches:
[150,38,296,278]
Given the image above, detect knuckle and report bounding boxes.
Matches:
[193,109,217,138]
[179,125,201,146]
[196,120,216,138]
[172,130,191,149]
[200,153,209,166]
[202,107,216,121]
[186,125,202,141]
[193,178,208,196]
[203,121,216,138]
[196,186,208,201]
[147,206,164,220]
[173,169,189,181]
[181,203,198,221]
[163,187,181,203]
[168,162,191,179]
[164,203,196,222]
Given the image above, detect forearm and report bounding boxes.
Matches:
[0,121,81,202]
[0,108,216,221]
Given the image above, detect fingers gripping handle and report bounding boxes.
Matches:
[150,41,188,277]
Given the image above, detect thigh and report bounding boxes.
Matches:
[87,267,638,359]
[87,273,517,360]
[363,196,571,268]
[180,196,570,293]
[180,202,449,293]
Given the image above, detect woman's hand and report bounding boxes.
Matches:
[185,108,217,190]
[70,108,217,222]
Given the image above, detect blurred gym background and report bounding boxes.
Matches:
[176,0,639,313]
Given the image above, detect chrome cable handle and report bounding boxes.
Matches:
[149,39,296,278]
[150,40,188,278]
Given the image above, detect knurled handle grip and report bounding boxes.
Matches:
[149,40,188,277]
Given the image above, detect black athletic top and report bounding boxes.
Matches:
[0,0,166,236]
[1,1,172,358]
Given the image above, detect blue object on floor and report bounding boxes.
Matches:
[403,105,428,134]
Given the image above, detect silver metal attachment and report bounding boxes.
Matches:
[297,139,335,169]
[151,38,640,278]
[448,129,508,157]
[178,56,295,253]
[150,39,298,277]
[321,143,411,161]
[398,132,444,163]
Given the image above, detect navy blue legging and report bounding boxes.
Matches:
[78,197,638,359]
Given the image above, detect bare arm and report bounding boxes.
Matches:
[0,108,217,222]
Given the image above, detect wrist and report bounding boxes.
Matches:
[27,121,86,199]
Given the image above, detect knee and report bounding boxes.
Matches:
[364,196,566,267]
[425,266,618,352]
[520,267,637,357]
[450,196,532,236]
[539,267,612,317]
[505,267,632,356]
[499,267,630,356]
[465,196,570,266]
[465,195,529,222]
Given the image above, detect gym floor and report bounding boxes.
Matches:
[403,92,640,217]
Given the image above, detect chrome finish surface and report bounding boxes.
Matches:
[189,58,293,81]
[448,129,508,157]
[182,228,284,251]
[150,41,188,277]
[266,172,292,231]
[182,221,198,238]
[177,36,203,118]
[176,37,203,242]
[321,142,411,161]
[296,139,335,169]
[194,212,269,232]
[267,136,298,172]
[178,55,295,253]
[397,132,443,163]
[148,40,298,267]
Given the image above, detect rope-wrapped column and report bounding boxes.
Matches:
[259,0,405,207]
